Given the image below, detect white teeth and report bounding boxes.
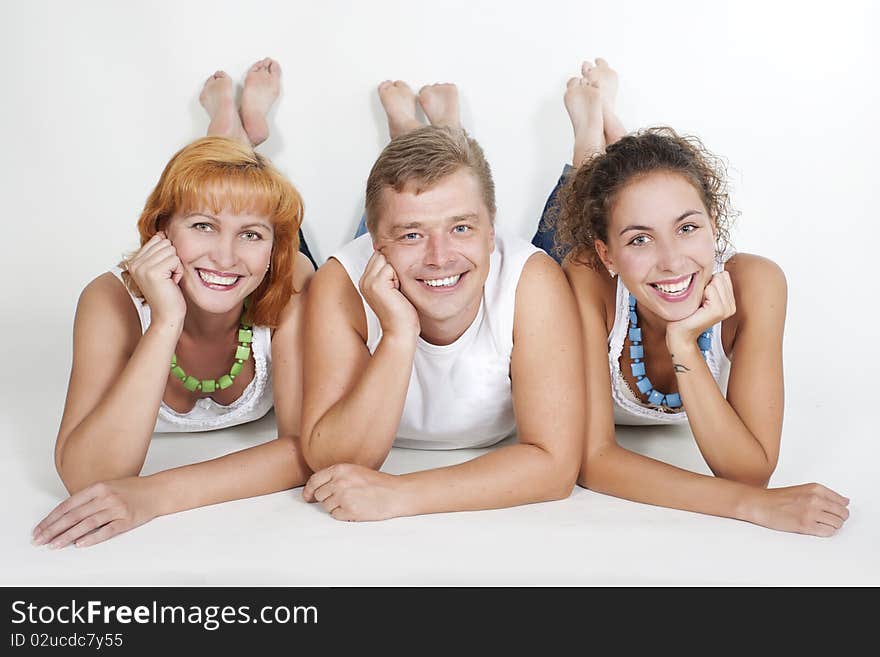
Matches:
[198,270,239,286]
[423,274,461,288]
[652,275,693,295]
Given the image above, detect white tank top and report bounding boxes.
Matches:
[331,232,540,449]
[608,255,733,425]
[111,268,274,433]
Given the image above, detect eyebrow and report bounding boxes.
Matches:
[241,222,273,232]
[184,213,272,232]
[618,210,703,236]
[388,213,479,233]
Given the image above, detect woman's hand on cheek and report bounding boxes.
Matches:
[666,271,736,350]
[126,231,187,327]
[32,477,162,549]
[302,464,409,522]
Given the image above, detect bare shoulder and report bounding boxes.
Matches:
[292,250,316,290]
[276,251,318,326]
[518,251,568,291]
[75,272,141,352]
[562,256,614,324]
[725,252,787,313]
[306,257,367,340]
[514,252,578,336]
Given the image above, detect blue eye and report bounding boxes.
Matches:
[403,232,420,240]
[453,225,470,234]
[680,223,698,234]
[193,222,214,232]
[629,234,651,246]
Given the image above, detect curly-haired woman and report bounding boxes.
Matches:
[534,58,849,536]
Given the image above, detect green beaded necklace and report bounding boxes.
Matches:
[169,303,253,394]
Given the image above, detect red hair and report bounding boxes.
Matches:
[122,136,304,328]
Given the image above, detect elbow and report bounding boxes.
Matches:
[55,444,142,495]
[576,442,615,490]
[300,425,384,473]
[539,448,580,501]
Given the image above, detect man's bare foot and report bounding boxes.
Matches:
[565,76,604,167]
[240,58,281,147]
[583,58,626,145]
[378,80,423,139]
[200,71,249,145]
[417,83,461,129]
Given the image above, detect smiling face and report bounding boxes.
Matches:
[372,168,495,341]
[596,170,717,323]
[165,208,274,316]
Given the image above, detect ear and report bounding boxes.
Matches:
[594,239,615,275]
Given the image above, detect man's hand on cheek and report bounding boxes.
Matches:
[359,250,420,340]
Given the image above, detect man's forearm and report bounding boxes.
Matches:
[306,333,416,471]
[394,442,578,516]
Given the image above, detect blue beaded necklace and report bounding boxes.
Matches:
[626,293,712,410]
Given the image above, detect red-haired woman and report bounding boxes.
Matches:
[32,59,314,548]
[534,59,850,537]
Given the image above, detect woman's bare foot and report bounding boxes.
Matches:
[378,80,423,139]
[583,58,626,145]
[240,58,281,147]
[200,71,249,145]
[417,83,461,129]
[565,76,604,167]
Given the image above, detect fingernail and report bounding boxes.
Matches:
[48,541,61,550]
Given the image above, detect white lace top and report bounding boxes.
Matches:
[111,268,274,433]
[608,255,733,426]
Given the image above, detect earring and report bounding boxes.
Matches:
[608,269,616,278]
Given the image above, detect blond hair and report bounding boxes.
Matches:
[364,126,496,234]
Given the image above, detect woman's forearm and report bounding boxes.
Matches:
[58,322,181,492]
[669,341,773,485]
[580,442,759,521]
[305,333,415,472]
[147,435,311,516]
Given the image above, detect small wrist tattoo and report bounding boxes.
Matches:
[673,363,691,373]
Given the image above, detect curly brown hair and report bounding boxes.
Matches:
[553,127,737,270]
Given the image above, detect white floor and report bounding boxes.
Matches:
[3,315,876,587]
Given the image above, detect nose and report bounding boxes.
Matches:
[210,235,238,271]
[423,231,454,268]
[655,237,687,274]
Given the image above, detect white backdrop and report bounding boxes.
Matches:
[1,0,877,585]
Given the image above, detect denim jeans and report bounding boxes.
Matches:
[530,164,574,265]
[354,215,368,239]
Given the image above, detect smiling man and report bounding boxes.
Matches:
[300,125,585,521]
